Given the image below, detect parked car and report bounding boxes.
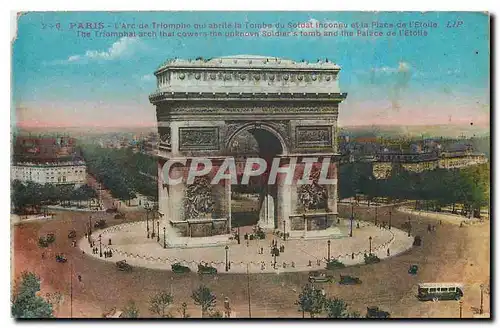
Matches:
[68,230,76,239]
[339,275,362,285]
[94,219,107,229]
[325,259,346,270]
[55,254,67,263]
[366,306,390,318]
[116,260,132,272]
[408,264,419,275]
[172,263,191,273]
[46,233,56,244]
[308,272,333,283]
[198,263,217,275]
[364,253,381,264]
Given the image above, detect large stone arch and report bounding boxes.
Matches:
[150,55,347,242]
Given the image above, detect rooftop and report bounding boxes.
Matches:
[156,55,341,72]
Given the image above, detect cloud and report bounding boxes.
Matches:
[141,74,155,82]
[370,61,412,75]
[47,37,142,65]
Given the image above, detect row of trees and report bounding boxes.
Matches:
[296,284,360,318]
[122,285,222,318]
[81,145,157,202]
[339,163,490,217]
[11,180,98,214]
[11,272,365,319]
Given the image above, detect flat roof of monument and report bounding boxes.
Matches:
[156,55,341,73]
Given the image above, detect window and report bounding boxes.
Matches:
[441,288,448,292]
[430,288,437,293]
[449,287,455,292]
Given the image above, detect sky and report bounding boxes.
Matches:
[12,11,490,129]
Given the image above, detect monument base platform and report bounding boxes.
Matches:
[287,226,346,240]
[165,233,234,249]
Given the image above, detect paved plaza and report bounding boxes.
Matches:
[80,219,413,273]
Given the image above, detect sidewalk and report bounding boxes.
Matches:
[79,220,414,274]
[397,206,483,226]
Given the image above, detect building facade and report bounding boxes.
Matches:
[372,149,488,179]
[11,136,87,186]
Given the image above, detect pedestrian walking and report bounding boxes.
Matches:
[387,248,390,257]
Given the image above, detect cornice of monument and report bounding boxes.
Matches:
[155,55,342,73]
[149,91,347,104]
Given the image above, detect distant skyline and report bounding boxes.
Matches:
[12,12,490,129]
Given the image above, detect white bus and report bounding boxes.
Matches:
[417,283,464,301]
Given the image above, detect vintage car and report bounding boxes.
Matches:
[67,230,77,239]
[94,219,107,229]
[46,233,56,244]
[366,306,390,318]
[172,263,191,273]
[325,259,346,270]
[364,253,381,264]
[198,263,217,275]
[339,275,362,285]
[408,264,419,275]
[116,260,132,272]
[413,235,422,246]
[114,213,126,220]
[55,254,67,263]
[106,208,118,213]
[308,272,334,283]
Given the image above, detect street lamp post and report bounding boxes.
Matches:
[480,284,485,314]
[407,217,411,237]
[98,234,102,257]
[349,215,353,237]
[369,236,372,254]
[237,226,241,244]
[163,227,166,248]
[88,216,92,236]
[374,206,378,225]
[327,240,331,261]
[157,221,160,242]
[389,210,392,230]
[225,245,229,272]
[151,212,155,238]
[283,220,286,241]
[459,300,463,318]
[146,209,150,238]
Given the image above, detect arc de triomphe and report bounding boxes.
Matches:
[149,55,347,239]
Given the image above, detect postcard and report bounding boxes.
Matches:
[11,11,490,319]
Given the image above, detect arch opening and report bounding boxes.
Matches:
[227,125,284,230]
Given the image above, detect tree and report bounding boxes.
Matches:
[295,284,326,318]
[191,285,216,318]
[324,297,361,318]
[149,291,173,318]
[11,271,53,318]
[121,300,140,318]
